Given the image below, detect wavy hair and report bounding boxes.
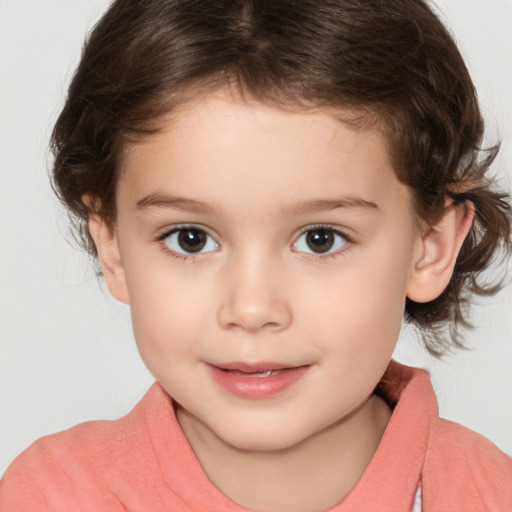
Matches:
[51,0,511,355]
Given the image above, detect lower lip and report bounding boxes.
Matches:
[208,364,309,399]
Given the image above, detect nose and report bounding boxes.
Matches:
[217,255,292,333]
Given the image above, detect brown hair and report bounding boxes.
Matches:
[51,0,511,355]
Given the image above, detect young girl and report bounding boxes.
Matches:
[1,0,511,510]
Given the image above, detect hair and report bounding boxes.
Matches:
[51,0,511,355]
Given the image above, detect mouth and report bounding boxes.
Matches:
[222,369,283,377]
[207,362,310,399]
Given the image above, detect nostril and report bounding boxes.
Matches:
[218,302,292,333]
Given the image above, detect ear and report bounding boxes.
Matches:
[84,195,130,304]
[406,200,474,303]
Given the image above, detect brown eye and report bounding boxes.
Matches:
[305,229,334,253]
[178,229,206,252]
[294,228,348,255]
[163,227,218,254]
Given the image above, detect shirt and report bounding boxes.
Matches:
[1,361,511,511]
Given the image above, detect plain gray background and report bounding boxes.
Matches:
[1,0,512,475]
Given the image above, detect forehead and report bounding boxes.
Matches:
[117,91,411,219]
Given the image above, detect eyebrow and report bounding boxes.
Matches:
[135,194,220,214]
[284,197,379,215]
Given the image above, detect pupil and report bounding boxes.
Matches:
[178,229,206,253]
[306,229,334,253]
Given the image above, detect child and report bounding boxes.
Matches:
[1,0,511,510]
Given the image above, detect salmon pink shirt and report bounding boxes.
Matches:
[1,362,511,511]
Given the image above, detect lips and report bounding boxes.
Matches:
[213,361,295,372]
[207,362,309,399]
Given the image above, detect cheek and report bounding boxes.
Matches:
[298,243,411,353]
[125,260,209,364]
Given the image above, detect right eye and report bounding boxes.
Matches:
[162,227,218,255]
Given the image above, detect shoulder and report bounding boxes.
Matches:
[433,418,512,468]
[0,383,166,511]
[0,418,129,510]
[423,417,512,510]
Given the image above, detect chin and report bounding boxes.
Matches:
[213,421,316,453]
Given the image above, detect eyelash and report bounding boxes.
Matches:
[293,224,354,262]
[155,224,354,262]
[156,225,218,263]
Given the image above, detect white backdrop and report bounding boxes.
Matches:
[1,0,511,475]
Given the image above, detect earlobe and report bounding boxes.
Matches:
[84,196,130,304]
[406,201,475,303]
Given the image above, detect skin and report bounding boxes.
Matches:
[89,90,473,512]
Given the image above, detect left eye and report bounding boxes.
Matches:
[163,227,218,255]
[293,228,347,254]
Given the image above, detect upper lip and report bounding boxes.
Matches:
[210,361,303,372]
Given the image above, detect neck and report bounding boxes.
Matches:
[177,394,392,512]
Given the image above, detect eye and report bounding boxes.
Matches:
[293,227,348,255]
[163,227,218,255]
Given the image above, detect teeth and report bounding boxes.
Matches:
[229,369,281,377]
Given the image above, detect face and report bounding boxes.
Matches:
[111,92,422,451]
